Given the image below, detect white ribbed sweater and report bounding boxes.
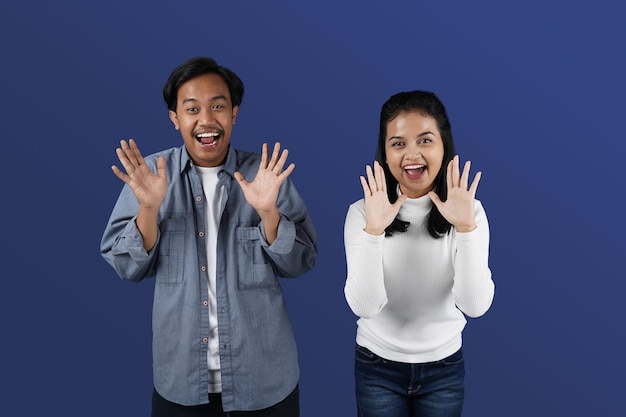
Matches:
[344,195,494,363]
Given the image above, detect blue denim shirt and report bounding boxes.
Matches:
[100,145,317,411]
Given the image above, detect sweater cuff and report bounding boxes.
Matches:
[360,229,386,242]
[454,225,479,241]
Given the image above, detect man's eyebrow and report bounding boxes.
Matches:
[181,95,228,104]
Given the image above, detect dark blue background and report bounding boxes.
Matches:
[2,1,624,415]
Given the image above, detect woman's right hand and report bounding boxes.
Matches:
[360,161,407,235]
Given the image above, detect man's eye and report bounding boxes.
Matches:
[212,104,224,110]
[187,107,199,113]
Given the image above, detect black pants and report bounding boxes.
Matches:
[151,385,299,417]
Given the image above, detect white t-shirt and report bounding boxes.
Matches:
[196,165,224,393]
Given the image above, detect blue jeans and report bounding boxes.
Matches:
[354,345,465,417]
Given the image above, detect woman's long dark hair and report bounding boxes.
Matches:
[375,90,456,238]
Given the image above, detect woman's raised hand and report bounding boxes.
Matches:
[428,155,481,233]
[360,161,407,235]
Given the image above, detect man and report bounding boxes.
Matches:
[100,56,317,416]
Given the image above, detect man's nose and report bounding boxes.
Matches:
[199,108,216,125]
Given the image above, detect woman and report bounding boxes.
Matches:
[344,90,495,417]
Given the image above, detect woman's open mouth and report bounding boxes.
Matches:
[404,164,426,179]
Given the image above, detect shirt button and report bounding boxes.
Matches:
[222,344,228,349]
[203,300,208,306]
[198,231,205,237]
[201,266,206,271]
[202,338,208,343]
[196,196,202,202]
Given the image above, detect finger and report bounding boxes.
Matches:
[427,190,442,209]
[116,147,136,175]
[273,148,289,174]
[460,160,471,190]
[393,193,408,208]
[468,171,482,197]
[278,162,295,180]
[359,175,372,197]
[452,155,460,187]
[128,139,146,167]
[117,139,141,172]
[446,158,454,190]
[365,165,376,192]
[267,142,281,169]
[259,143,269,168]
[121,139,141,167]
[111,165,130,184]
[233,171,248,187]
[155,156,167,179]
[374,161,386,193]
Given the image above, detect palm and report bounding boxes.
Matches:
[361,161,406,235]
[429,155,481,231]
[235,142,295,213]
[111,139,168,209]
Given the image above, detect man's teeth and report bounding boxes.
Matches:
[197,132,219,138]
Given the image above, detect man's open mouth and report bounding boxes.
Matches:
[196,132,220,145]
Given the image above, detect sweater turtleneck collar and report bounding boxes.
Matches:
[402,194,432,209]
[396,185,433,215]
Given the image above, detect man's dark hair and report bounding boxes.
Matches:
[375,90,457,238]
[162,56,244,112]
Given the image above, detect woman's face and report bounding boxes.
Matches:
[384,111,445,198]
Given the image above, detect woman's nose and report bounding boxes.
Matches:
[406,145,422,159]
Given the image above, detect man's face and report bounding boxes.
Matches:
[169,72,239,167]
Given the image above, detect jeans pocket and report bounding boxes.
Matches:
[355,345,383,365]
[441,348,464,366]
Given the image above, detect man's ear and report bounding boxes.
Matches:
[232,105,239,125]
[169,110,180,130]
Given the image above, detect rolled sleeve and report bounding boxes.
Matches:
[259,215,296,254]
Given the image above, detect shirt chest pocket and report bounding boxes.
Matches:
[236,226,278,290]
[156,218,186,284]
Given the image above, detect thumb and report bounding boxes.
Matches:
[393,194,408,209]
[428,191,442,209]
[233,171,247,187]
[156,156,167,177]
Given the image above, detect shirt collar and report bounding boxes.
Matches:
[179,145,238,177]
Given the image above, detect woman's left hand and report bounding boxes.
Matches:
[428,155,481,233]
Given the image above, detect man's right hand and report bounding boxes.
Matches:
[112,139,168,209]
[111,139,168,250]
